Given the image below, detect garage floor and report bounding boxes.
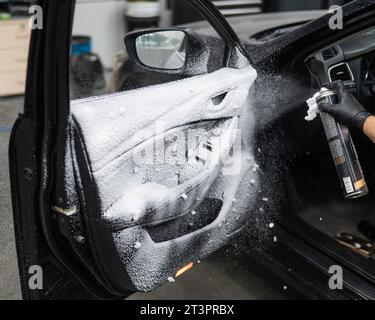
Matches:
[128,249,297,300]
[0,96,23,300]
[0,96,299,300]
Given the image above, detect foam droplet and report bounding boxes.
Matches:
[134,241,142,249]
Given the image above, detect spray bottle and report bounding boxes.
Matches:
[306,88,368,199]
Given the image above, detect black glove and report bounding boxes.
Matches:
[319,81,371,131]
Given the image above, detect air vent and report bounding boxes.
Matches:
[322,48,337,60]
[329,63,353,82]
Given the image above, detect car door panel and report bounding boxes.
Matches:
[9,0,266,299]
[69,66,257,292]
[101,118,237,227]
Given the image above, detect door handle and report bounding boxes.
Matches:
[208,88,237,113]
[211,91,229,106]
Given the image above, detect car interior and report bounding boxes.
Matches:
[9,0,375,300]
[287,26,375,270]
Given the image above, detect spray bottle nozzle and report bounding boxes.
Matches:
[305,87,328,122]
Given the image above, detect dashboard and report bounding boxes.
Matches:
[308,28,375,113]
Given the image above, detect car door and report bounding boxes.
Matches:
[9,0,259,299]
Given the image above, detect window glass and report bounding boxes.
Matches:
[70,0,225,100]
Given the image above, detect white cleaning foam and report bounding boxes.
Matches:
[71,66,261,292]
[305,87,328,121]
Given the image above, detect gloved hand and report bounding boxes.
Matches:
[319,81,371,131]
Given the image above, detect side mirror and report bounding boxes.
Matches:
[125,29,189,71]
[135,31,187,70]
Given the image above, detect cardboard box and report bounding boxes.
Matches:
[0,72,27,96]
[0,18,30,97]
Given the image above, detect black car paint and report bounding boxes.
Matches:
[9,0,375,299]
[9,0,116,300]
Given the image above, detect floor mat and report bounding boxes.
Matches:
[292,155,375,240]
[298,200,375,239]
